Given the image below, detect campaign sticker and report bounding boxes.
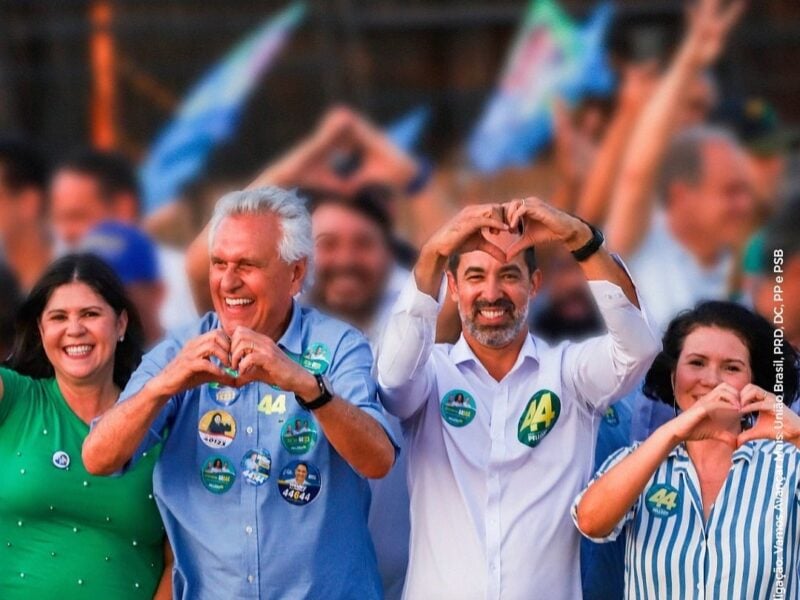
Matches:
[517,390,561,448]
[207,382,239,407]
[198,410,237,448]
[300,343,331,375]
[603,406,619,427]
[241,449,272,486]
[440,389,477,427]
[280,417,319,454]
[200,456,236,494]
[52,450,70,469]
[645,483,681,518]
[277,461,322,506]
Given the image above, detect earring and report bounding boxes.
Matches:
[118,335,125,342]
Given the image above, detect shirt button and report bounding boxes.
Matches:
[248,575,255,584]
[245,526,253,535]
[246,426,254,435]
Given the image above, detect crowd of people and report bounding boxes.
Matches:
[1,0,799,598]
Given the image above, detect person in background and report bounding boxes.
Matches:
[81,221,166,348]
[0,138,51,291]
[0,253,171,599]
[49,148,196,331]
[0,262,23,360]
[574,301,800,598]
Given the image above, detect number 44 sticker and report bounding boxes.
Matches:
[258,393,287,416]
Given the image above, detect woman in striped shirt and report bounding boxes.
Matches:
[574,301,800,599]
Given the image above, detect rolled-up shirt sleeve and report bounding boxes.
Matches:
[564,273,661,413]
[377,273,440,421]
[330,327,400,454]
[572,443,640,543]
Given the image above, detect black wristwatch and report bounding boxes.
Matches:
[296,374,334,411]
[570,220,605,262]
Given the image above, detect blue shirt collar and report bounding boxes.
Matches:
[277,300,303,356]
[669,440,755,468]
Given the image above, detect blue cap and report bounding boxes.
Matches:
[81,220,160,284]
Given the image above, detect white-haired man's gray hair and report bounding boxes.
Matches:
[657,125,740,202]
[208,186,313,264]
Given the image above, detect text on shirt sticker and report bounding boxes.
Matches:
[517,390,561,448]
[258,393,287,416]
[645,483,681,518]
[440,389,477,427]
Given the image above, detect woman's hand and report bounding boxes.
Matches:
[737,383,800,448]
[666,382,741,447]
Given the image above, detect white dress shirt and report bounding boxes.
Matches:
[377,274,660,600]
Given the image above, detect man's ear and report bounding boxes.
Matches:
[528,268,543,300]
[289,257,308,296]
[446,270,458,304]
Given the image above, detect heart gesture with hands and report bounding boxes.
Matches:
[152,327,319,401]
[668,382,743,447]
[737,383,800,448]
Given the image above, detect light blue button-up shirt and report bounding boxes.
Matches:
[119,302,397,600]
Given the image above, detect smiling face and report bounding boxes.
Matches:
[295,464,308,484]
[673,326,752,416]
[311,203,392,323]
[209,213,306,338]
[38,281,127,387]
[448,250,540,349]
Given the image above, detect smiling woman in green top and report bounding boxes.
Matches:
[0,253,171,599]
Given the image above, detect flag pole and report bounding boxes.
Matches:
[90,0,117,149]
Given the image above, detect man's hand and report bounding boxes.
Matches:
[424,204,510,264]
[684,0,745,67]
[503,197,592,259]
[229,326,318,399]
[149,330,236,398]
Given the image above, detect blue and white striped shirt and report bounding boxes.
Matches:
[573,439,800,599]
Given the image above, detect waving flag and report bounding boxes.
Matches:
[386,105,431,153]
[140,2,306,213]
[467,0,614,173]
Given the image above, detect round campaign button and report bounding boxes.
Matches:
[198,410,237,449]
[440,389,477,427]
[200,455,236,494]
[517,389,561,448]
[280,417,319,455]
[52,450,70,469]
[207,382,239,407]
[241,449,272,486]
[301,342,331,375]
[277,460,322,506]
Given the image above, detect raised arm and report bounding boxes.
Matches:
[575,62,659,225]
[604,0,744,257]
[377,205,508,418]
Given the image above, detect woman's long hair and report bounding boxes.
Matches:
[6,253,145,389]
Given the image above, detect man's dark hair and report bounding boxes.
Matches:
[448,248,537,277]
[304,185,393,243]
[0,138,48,193]
[57,148,140,209]
[0,263,23,360]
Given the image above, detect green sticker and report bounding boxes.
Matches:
[517,390,561,448]
[281,417,319,454]
[440,389,477,427]
[645,483,681,518]
[603,406,619,426]
[200,455,236,494]
[301,343,331,375]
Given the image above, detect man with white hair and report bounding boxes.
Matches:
[83,186,397,600]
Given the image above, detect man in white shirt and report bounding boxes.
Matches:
[377,198,660,600]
